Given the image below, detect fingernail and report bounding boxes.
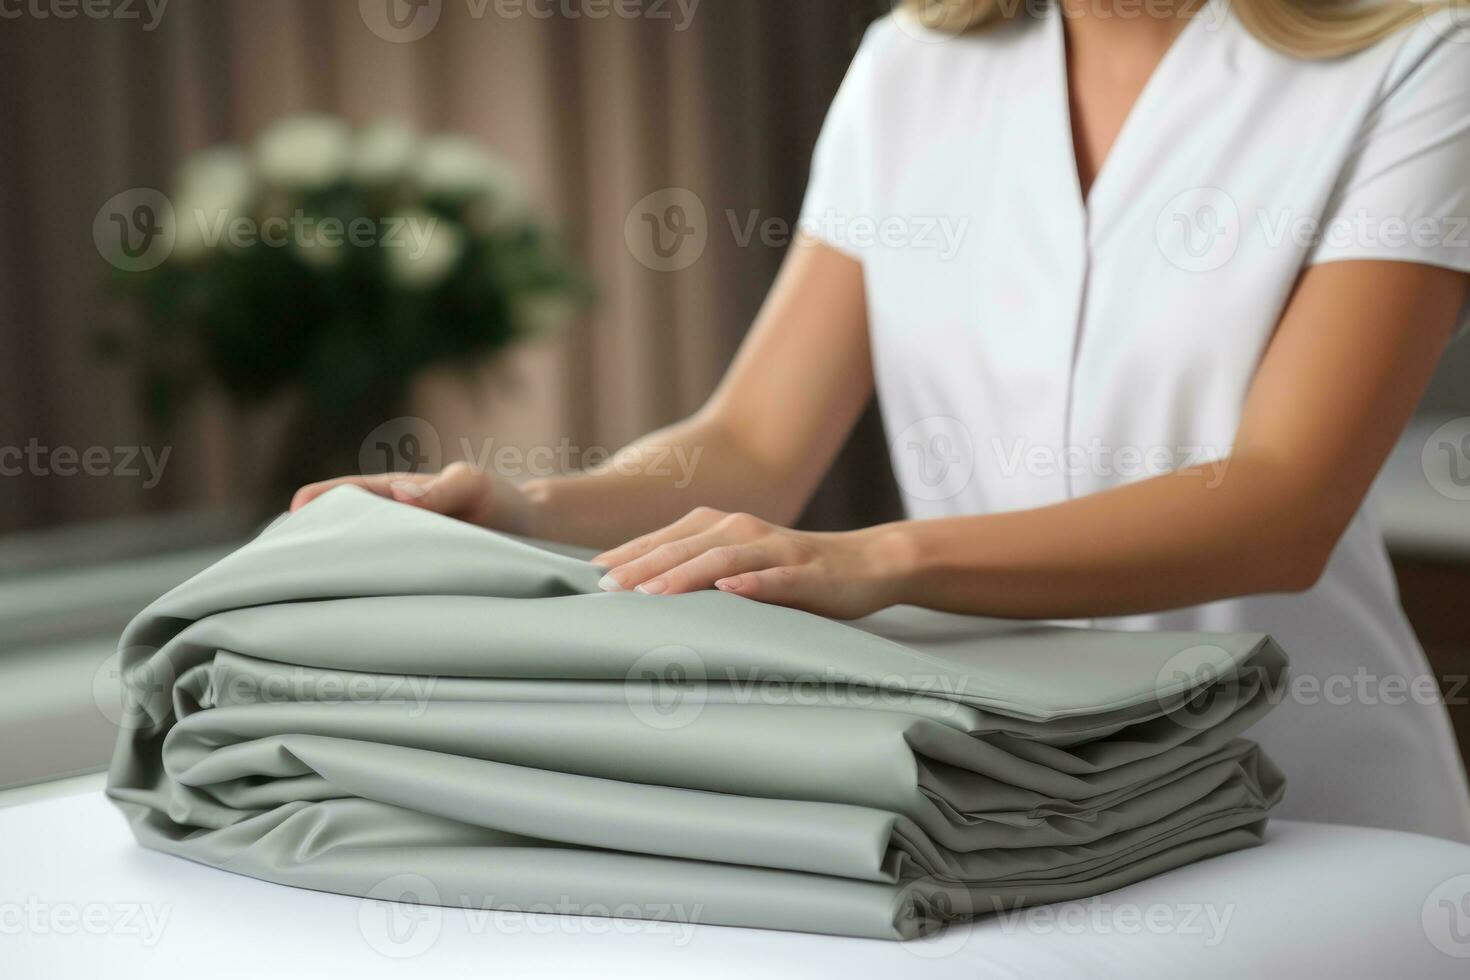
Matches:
[390,480,423,502]
[597,574,624,592]
[635,580,667,595]
[716,577,739,591]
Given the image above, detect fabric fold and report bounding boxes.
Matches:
[107,486,1287,940]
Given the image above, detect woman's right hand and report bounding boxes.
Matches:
[290,462,536,535]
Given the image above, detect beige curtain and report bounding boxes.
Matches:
[0,0,897,536]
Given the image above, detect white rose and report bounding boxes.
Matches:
[171,147,254,261]
[352,119,417,185]
[384,209,464,290]
[255,114,352,190]
[414,135,522,202]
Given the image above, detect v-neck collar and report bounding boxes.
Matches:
[1046,1,1208,220]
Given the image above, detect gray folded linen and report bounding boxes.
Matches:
[106,486,1286,940]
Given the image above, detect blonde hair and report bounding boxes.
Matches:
[899,0,1461,59]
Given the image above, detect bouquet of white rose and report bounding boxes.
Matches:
[103,114,587,500]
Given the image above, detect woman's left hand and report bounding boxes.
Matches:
[592,507,910,620]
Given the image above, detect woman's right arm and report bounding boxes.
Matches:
[291,238,874,550]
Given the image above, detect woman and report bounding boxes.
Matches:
[295,0,1470,841]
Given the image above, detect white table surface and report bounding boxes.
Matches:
[3,777,1470,978]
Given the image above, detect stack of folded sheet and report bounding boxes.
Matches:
[106,486,1287,940]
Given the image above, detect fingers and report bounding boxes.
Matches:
[290,473,425,512]
[291,463,489,522]
[715,565,814,611]
[592,507,727,569]
[597,512,778,591]
[392,463,492,522]
[630,543,783,596]
[598,527,732,592]
[593,509,853,613]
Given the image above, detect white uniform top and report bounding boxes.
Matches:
[800,5,1470,841]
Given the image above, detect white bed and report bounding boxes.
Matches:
[3,778,1468,978]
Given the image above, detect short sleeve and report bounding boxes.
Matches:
[796,22,887,259]
[1307,16,1470,333]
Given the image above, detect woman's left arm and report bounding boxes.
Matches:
[594,260,1469,620]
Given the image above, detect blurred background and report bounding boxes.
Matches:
[0,0,1466,791]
